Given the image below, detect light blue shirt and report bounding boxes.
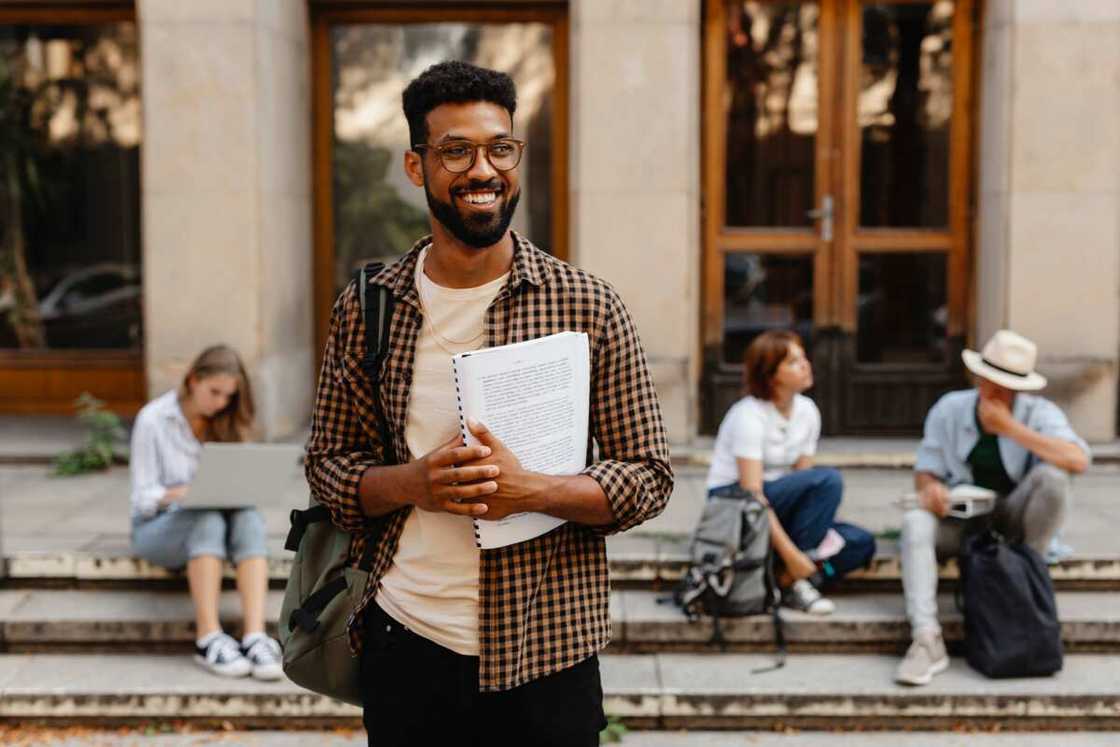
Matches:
[914,389,1091,487]
[129,390,202,520]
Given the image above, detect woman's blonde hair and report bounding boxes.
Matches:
[178,345,255,442]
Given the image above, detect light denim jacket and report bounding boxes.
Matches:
[914,389,1091,487]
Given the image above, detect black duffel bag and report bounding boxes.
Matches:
[957,530,1063,678]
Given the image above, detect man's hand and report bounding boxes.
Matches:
[918,480,952,519]
[977,395,1016,436]
[461,419,551,521]
[405,433,498,517]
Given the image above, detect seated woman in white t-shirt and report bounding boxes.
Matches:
[706,330,876,615]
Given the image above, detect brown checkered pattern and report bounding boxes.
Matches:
[304,232,673,691]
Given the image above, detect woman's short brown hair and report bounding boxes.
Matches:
[178,345,255,442]
[742,330,803,401]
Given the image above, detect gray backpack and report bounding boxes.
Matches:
[280,262,394,706]
[674,483,785,668]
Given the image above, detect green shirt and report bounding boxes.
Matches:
[966,408,1016,496]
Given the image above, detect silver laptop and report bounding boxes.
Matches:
[184,443,305,509]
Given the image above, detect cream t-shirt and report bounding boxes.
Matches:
[375,247,508,656]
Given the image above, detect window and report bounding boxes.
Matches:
[327,21,559,299]
[312,6,569,353]
[0,21,142,351]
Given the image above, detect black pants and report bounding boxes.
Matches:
[360,602,606,747]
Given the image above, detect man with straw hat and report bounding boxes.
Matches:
[895,330,1091,686]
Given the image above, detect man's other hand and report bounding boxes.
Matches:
[406,433,497,517]
[462,419,551,521]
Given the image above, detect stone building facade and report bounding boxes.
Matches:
[2,0,1116,444]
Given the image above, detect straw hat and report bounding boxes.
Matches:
[962,330,1047,391]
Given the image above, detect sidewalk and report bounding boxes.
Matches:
[10,730,1120,746]
[5,414,1118,466]
[2,464,1118,560]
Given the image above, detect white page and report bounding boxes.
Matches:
[894,484,998,519]
[453,332,590,549]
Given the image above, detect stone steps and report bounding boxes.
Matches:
[0,652,1116,731]
[5,539,1119,591]
[1,589,1117,655]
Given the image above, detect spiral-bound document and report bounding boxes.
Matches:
[451,331,590,549]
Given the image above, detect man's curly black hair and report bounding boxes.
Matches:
[402,61,518,148]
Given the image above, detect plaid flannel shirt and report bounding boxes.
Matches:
[304,232,673,691]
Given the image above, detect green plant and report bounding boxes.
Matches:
[53,392,128,476]
[877,527,902,541]
[599,714,629,744]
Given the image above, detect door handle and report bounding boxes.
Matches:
[807,195,834,242]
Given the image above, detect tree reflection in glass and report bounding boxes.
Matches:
[724,2,819,228]
[859,1,954,228]
[0,23,141,350]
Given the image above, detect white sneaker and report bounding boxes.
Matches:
[194,632,252,678]
[782,579,835,616]
[241,634,284,681]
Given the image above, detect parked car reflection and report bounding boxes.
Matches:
[39,263,141,349]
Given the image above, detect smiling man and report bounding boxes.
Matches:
[304,62,673,747]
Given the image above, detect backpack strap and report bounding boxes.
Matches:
[353,262,397,462]
[749,557,787,673]
[288,575,349,634]
[354,261,396,573]
[284,504,330,552]
[355,262,393,386]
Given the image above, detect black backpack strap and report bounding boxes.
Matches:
[353,262,396,459]
[288,575,349,634]
[750,552,787,674]
[355,262,393,386]
[284,504,330,552]
[353,261,397,573]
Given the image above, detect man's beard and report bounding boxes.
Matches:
[424,179,520,249]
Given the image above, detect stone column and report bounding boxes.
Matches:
[569,0,703,445]
[976,0,1119,440]
[138,0,313,439]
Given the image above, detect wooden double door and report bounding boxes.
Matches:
[702,0,977,434]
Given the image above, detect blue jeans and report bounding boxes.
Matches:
[710,467,876,582]
[131,508,268,570]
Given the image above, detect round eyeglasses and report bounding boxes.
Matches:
[412,138,526,174]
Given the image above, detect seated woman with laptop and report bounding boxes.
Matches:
[129,344,282,680]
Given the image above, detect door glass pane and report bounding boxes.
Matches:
[330,24,555,298]
[724,2,819,228]
[0,24,142,350]
[723,253,814,364]
[859,2,954,228]
[857,252,946,363]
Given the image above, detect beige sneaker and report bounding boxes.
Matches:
[895,630,949,686]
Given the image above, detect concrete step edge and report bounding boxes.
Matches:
[1,590,1117,652]
[5,552,1119,586]
[0,653,1117,728]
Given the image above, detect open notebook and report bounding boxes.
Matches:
[451,331,590,549]
[895,484,998,520]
